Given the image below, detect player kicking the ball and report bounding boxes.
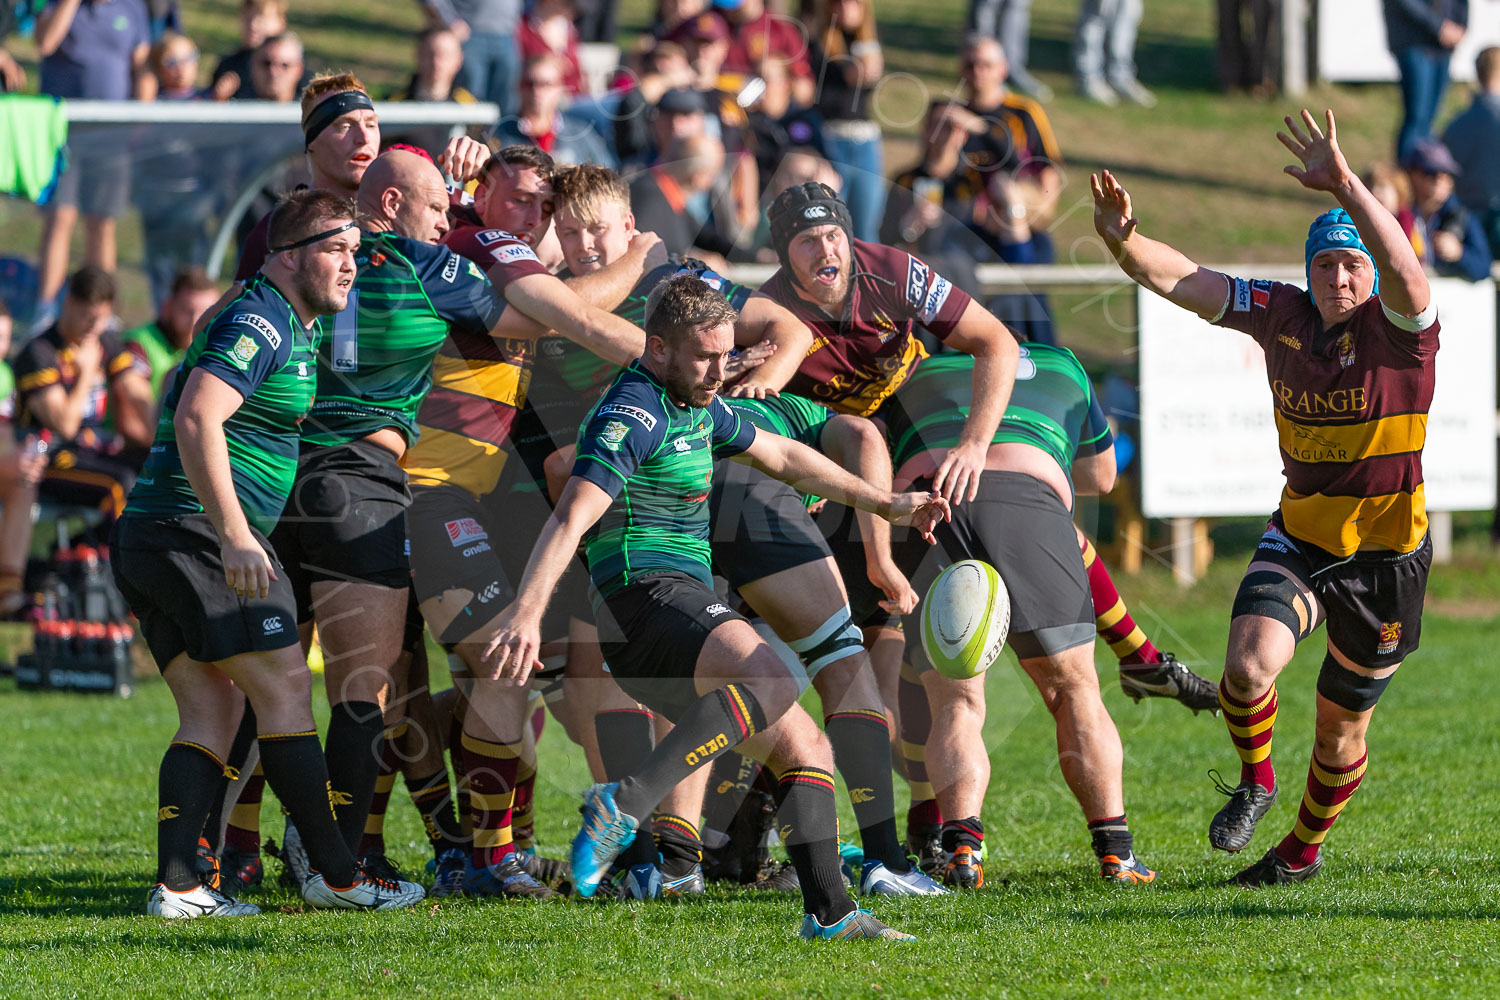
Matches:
[483,275,948,939]
[888,344,1158,888]
[1094,110,1438,885]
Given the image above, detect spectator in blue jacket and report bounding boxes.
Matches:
[1383,0,1467,162]
[1440,46,1500,259]
[1403,138,1491,282]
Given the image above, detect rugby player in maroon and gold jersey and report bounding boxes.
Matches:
[759,183,1019,509]
[1094,109,1438,886]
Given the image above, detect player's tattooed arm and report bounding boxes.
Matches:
[1091,169,1230,320]
[742,432,951,542]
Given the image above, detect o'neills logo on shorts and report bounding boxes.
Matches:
[445,518,487,546]
[1376,621,1402,656]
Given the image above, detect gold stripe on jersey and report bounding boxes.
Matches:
[1281,485,1428,556]
[1275,412,1428,464]
[430,353,528,407]
[403,430,510,494]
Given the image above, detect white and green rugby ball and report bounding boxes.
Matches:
[920,559,1010,680]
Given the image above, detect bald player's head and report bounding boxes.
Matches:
[357,149,451,243]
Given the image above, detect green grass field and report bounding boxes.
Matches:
[2,525,1498,999]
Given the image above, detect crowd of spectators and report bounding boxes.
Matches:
[3,0,1499,613]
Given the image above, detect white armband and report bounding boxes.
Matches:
[1382,299,1438,332]
[1207,274,1235,323]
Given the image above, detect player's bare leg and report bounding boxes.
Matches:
[920,669,989,888]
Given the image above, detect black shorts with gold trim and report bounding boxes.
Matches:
[1231,511,1431,712]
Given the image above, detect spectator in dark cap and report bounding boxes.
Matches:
[1383,0,1466,162]
[1441,45,1500,258]
[1403,138,1492,281]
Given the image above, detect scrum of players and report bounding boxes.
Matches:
[118,81,1427,939]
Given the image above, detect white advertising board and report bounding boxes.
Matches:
[1318,0,1500,83]
[1139,277,1496,519]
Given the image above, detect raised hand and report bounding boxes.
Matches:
[1278,109,1352,194]
[1090,170,1139,254]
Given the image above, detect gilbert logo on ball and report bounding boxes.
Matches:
[920,560,1010,680]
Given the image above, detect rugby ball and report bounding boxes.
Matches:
[920,560,1010,680]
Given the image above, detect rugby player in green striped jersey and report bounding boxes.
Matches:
[887,345,1158,888]
[111,190,427,918]
[482,275,949,939]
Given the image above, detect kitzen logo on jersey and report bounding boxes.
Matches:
[233,313,283,349]
[445,518,488,548]
[597,403,658,431]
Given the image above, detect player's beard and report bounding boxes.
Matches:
[795,260,850,310]
[664,357,720,408]
[294,268,350,317]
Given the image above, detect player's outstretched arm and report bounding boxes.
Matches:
[503,272,646,364]
[742,432,951,541]
[174,369,277,600]
[480,476,613,684]
[1278,108,1430,318]
[726,292,815,398]
[1091,170,1230,320]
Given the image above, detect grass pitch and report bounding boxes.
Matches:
[2,527,1498,999]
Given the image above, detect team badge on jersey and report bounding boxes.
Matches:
[1376,621,1402,656]
[1250,279,1272,308]
[1336,330,1356,369]
[599,420,630,451]
[229,334,260,370]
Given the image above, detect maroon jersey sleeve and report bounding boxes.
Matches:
[1373,293,1440,361]
[857,241,972,340]
[441,225,549,286]
[233,212,272,283]
[1212,276,1306,352]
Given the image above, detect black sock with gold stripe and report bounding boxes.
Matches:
[324,701,385,855]
[596,709,658,868]
[259,730,357,887]
[614,684,767,821]
[202,707,257,854]
[824,710,906,870]
[157,741,226,891]
[774,766,855,924]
